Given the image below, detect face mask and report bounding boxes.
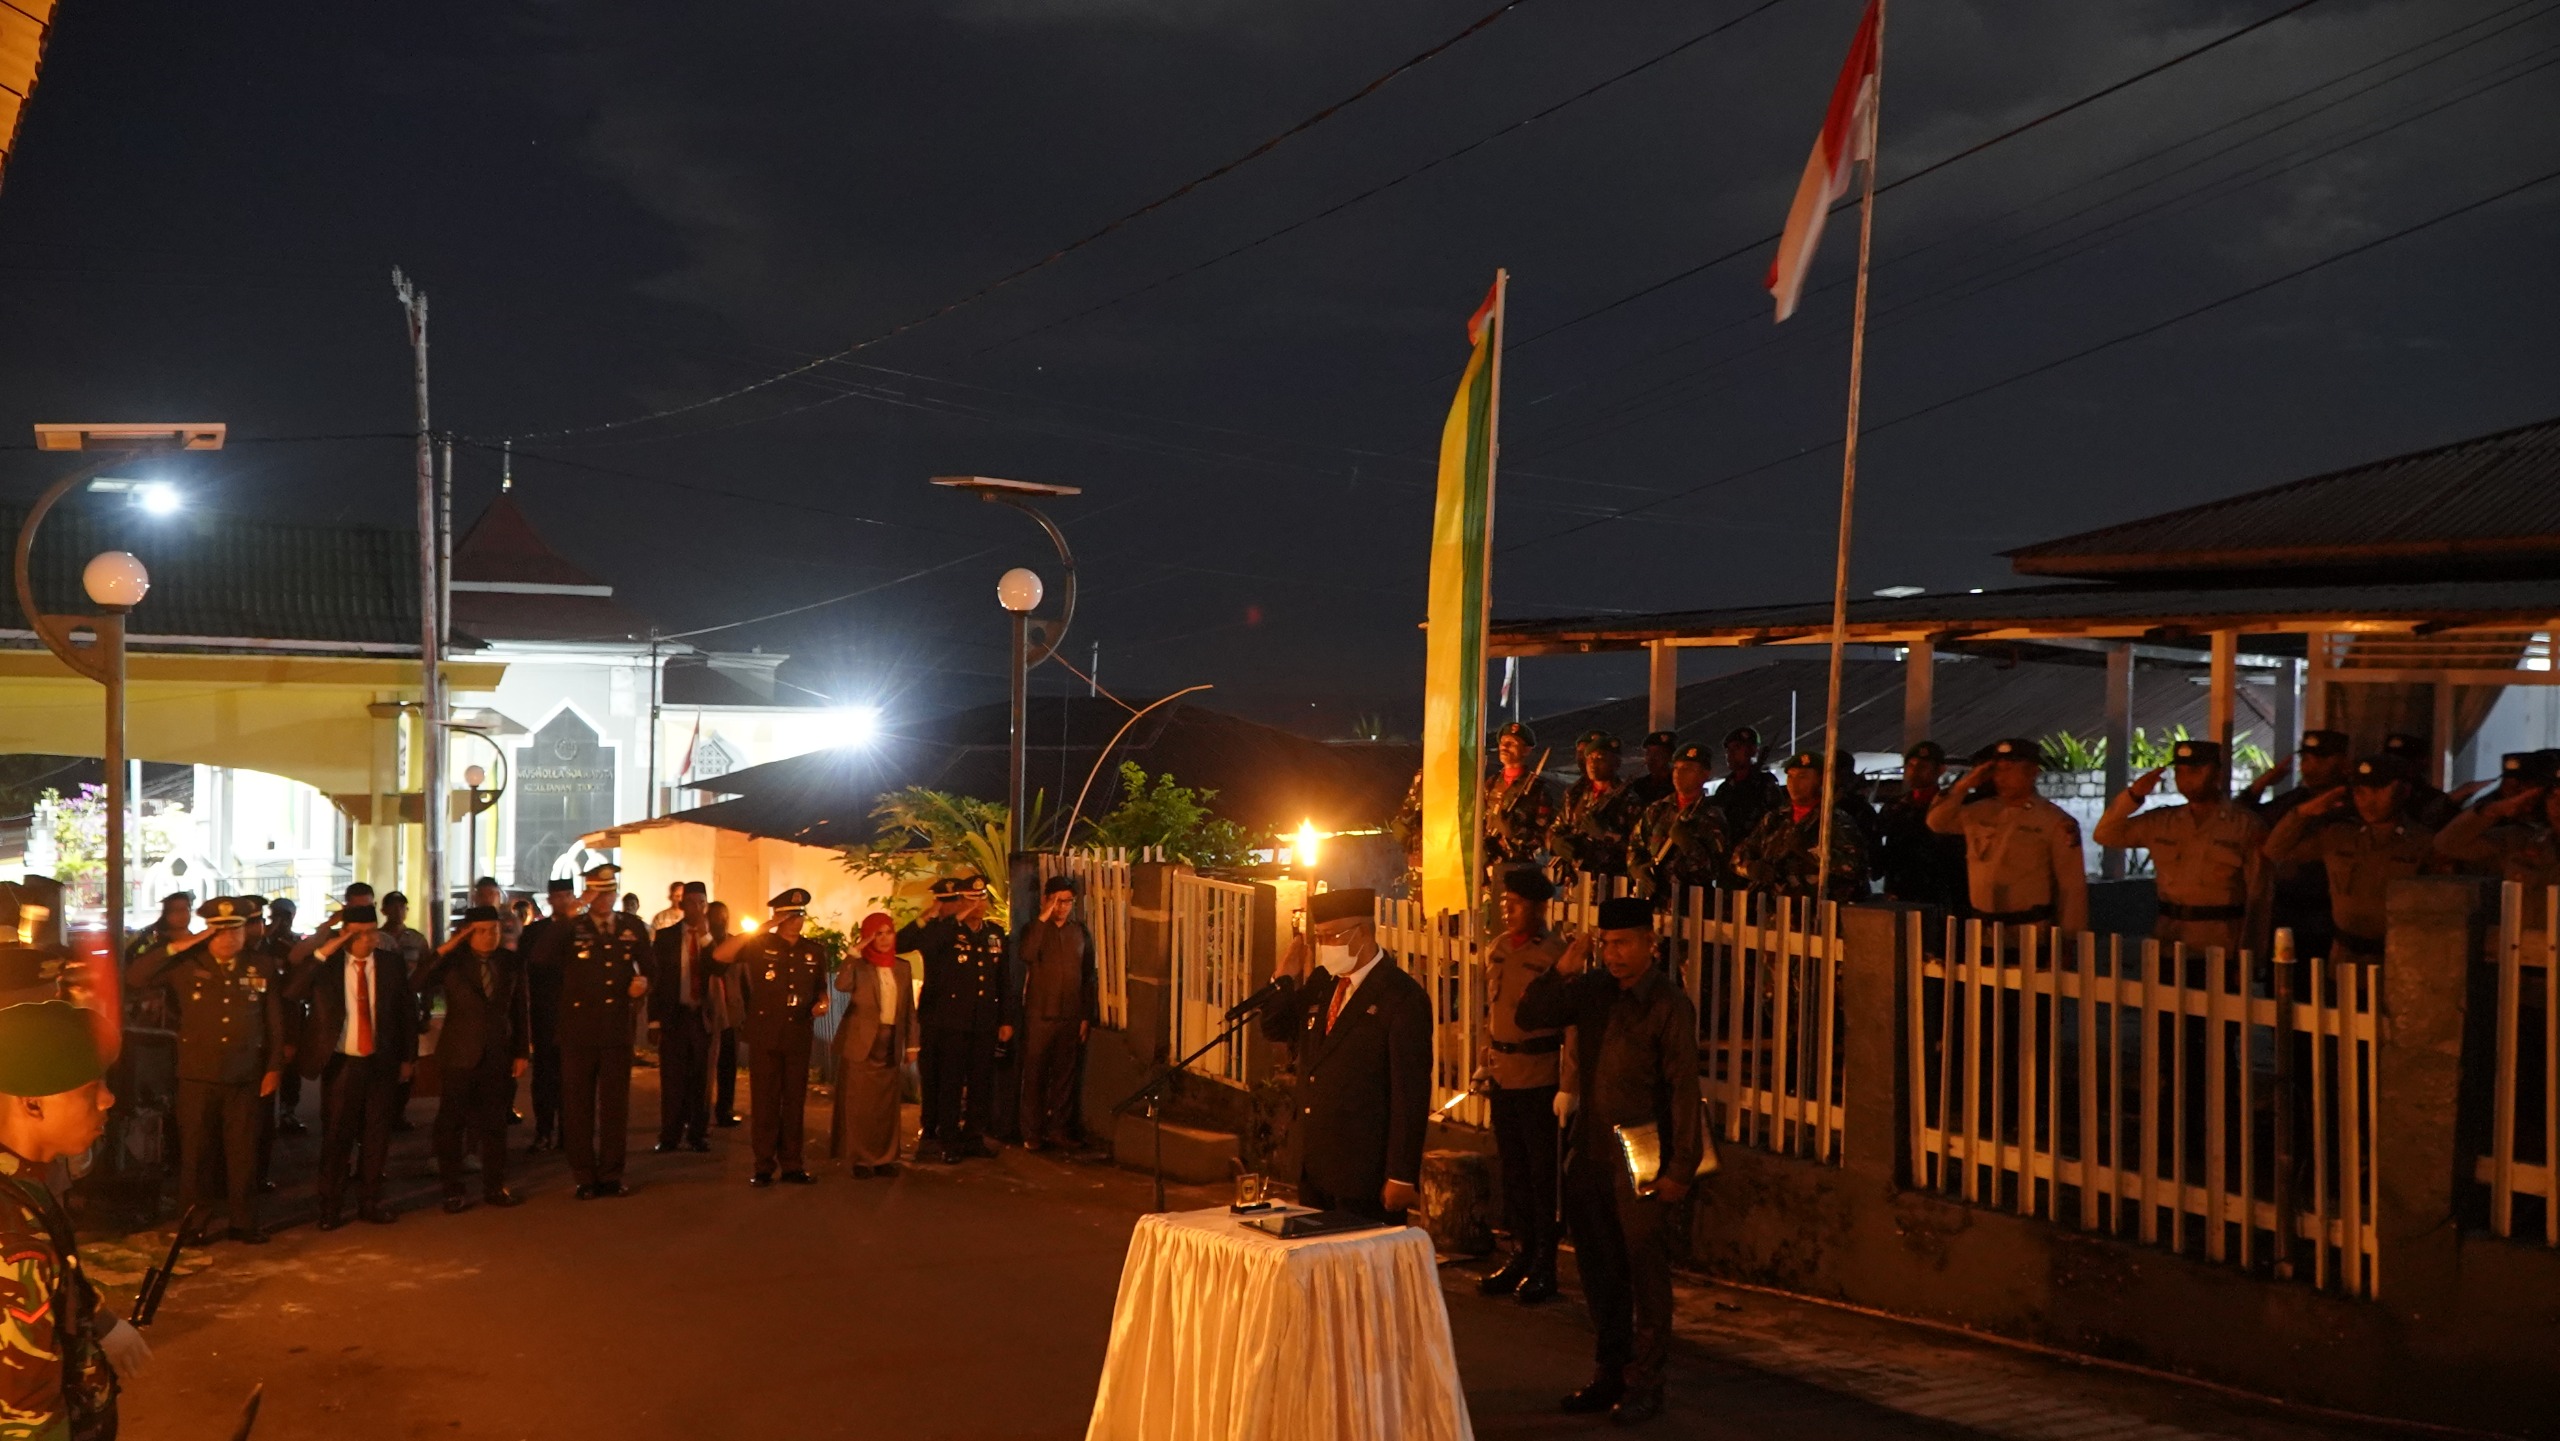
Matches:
[1316,942,1360,976]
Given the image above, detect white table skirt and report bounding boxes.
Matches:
[1085,1207,1475,1441]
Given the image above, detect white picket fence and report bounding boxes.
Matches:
[1040,848,1133,1028]
[1911,920,2380,1297]
[2478,882,2558,1246]
[1169,870,1259,1086]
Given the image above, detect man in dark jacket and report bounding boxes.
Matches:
[285,903,416,1229]
[418,905,530,1212]
[648,881,717,1154]
[1011,875,1097,1152]
[125,896,284,1243]
[898,876,1010,1163]
[1257,888,1432,1223]
[711,888,831,1186]
[1517,894,1704,1428]
[516,877,577,1150]
[556,865,653,1199]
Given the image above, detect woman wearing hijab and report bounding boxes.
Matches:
[830,912,914,1176]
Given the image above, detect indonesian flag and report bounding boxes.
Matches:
[1766,0,1882,322]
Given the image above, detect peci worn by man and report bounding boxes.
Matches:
[1010,875,1097,1153]
[416,905,531,1213]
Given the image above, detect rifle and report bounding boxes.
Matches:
[130,1209,198,1326]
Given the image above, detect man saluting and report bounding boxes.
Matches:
[1258,889,1432,1223]
[711,888,830,1187]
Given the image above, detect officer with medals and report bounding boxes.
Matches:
[125,897,285,1244]
[2094,739,2268,954]
[711,888,831,1186]
[1626,741,1732,910]
[1547,731,1644,891]
[898,875,1010,1163]
[0,1001,150,1441]
[558,863,652,1199]
[1484,721,1556,878]
[1732,752,1874,903]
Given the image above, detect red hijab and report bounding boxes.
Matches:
[860,912,897,966]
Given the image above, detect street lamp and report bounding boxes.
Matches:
[998,566,1044,839]
[16,422,225,954]
[933,475,1081,861]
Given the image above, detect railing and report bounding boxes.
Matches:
[1040,848,1133,1028]
[2478,882,2557,1245]
[1169,870,1258,1086]
[1912,920,2380,1298]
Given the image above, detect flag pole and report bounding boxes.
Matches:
[1813,1,1885,906]
[1468,269,1510,938]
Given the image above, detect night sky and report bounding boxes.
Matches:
[1,0,2553,736]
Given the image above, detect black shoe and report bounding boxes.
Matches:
[1478,1250,1532,1297]
[1610,1388,1664,1426]
[278,1115,307,1136]
[749,1171,775,1188]
[1561,1377,1625,1415]
[779,1170,815,1185]
[850,1164,875,1179]
[574,1184,598,1201]
[227,1225,269,1245]
[874,1162,899,1177]
[507,1110,524,1125]
[654,1140,680,1154]
[316,1210,347,1232]
[593,1180,626,1198]
[258,1178,279,1194]
[484,1188,525,1208]
[714,1116,741,1128]
[360,1203,398,1225]
[1515,1249,1558,1305]
[442,1194,474,1215]
[688,1138,710,1153]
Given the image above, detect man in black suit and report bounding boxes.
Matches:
[418,905,530,1212]
[285,903,415,1230]
[517,877,577,1151]
[1258,887,1432,1223]
[647,881,716,1154]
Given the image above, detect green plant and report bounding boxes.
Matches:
[2039,730,2107,773]
[836,787,1046,929]
[1083,763,1255,866]
[801,921,851,968]
[41,785,103,887]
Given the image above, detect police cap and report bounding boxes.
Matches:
[2501,752,2546,781]
[951,875,989,899]
[1903,740,1945,763]
[2298,730,2351,757]
[927,878,960,898]
[2171,740,2223,768]
[1307,889,1374,926]
[1595,896,1653,931]
[2383,733,2428,762]
[581,863,620,889]
[0,1000,107,1098]
[1500,867,1554,903]
[198,896,253,928]
[1576,730,1621,755]
[2351,755,2413,787]
[769,887,812,914]
[1979,737,2045,768]
[1642,730,1679,750]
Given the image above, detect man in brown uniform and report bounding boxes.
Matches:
[2437,777,2560,924]
[1010,875,1096,1152]
[2093,739,2267,954]
[1927,738,2089,932]
[2264,756,2439,965]
[125,897,284,1243]
[1475,868,1566,1305]
[712,887,831,1186]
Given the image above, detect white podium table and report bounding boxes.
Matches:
[1085,1207,1475,1441]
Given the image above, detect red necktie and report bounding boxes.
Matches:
[1325,977,1352,1033]
[353,956,375,1055]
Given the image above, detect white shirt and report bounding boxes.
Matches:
[871,964,901,1028]
[339,948,378,1057]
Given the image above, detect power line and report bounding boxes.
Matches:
[497,0,1546,445]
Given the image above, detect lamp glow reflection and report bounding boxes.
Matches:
[1293,820,1321,871]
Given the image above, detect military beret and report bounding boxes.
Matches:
[1494,721,1535,746]
[2171,740,2223,767]
[546,876,577,894]
[2383,733,2428,761]
[2351,755,2413,787]
[1576,730,1620,755]
[1042,875,1079,896]
[769,887,812,914]
[198,896,253,928]
[1307,888,1374,926]
[1982,737,2045,768]
[1784,751,1822,771]
[1672,742,1711,766]
[0,1000,106,1098]
[2298,730,2350,757]
[340,903,380,926]
[581,864,621,888]
[1595,896,1654,931]
[460,904,503,924]
[1723,727,1760,748]
[1500,867,1553,902]
[0,944,68,995]
[1642,731,1679,749]
[1904,740,1945,763]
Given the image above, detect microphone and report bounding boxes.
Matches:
[1224,972,1297,1023]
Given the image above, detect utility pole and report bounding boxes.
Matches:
[394,267,446,941]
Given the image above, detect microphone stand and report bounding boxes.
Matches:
[1113,1005,1269,1214]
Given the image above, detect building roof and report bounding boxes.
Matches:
[2006,414,2560,581]
[448,495,656,643]
[660,698,1417,847]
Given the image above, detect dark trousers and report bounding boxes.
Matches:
[175,1078,263,1229]
[1489,1086,1560,1254]
[920,1023,998,1143]
[1017,1018,1084,1147]
[1300,1175,1402,1226]
[435,1061,514,1197]
[714,1028,740,1121]
[747,1034,812,1173]
[560,1043,633,1185]
[657,1010,711,1145]
[317,1053,400,1213]
[529,1037,563,1140]
[1563,1158,1675,1390]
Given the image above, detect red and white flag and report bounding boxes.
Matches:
[1765,0,1882,322]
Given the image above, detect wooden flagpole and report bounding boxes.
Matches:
[1813,2,1885,903]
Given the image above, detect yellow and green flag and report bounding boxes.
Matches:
[1420,272,1507,920]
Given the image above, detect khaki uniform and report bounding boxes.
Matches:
[1626,794,1732,908]
[1732,804,1873,903]
[1547,779,1644,883]
[127,941,286,1232]
[1928,795,2089,931]
[2435,810,2560,925]
[1478,931,1565,1091]
[2094,797,2267,952]
[2265,811,2436,961]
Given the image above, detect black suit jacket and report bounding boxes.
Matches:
[417,944,530,1072]
[284,945,418,1080]
[1259,957,1433,1212]
[647,924,718,1027]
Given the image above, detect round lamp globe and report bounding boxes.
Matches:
[997,567,1044,614]
[82,551,150,608]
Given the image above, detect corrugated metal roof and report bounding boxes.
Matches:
[2006,414,2560,578]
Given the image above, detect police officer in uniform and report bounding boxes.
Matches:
[1927,738,2089,932]
[899,876,1010,1163]
[2265,756,2440,965]
[1732,752,1874,903]
[1876,741,1966,912]
[1476,868,1566,1304]
[1626,741,1732,909]
[2436,768,2560,922]
[264,896,309,1136]
[557,864,652,1199]
[518,876,579,1151]
[2384,733,2460,829]
[1715,727,1784,841]
[1626,730,1678,809]
[0,1001,148,1440]
[2247,729,2352,971]
[2095,740,2268,954]
[1484,721,1555,873]
[1547,731,1644,891]
[712,888,831,1185]
[125,897,284,1244]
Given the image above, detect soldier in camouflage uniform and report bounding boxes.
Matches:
[1626,730,1678,809]
[1627,742,1733,909]
[1483,721,1556,874]
[1715,727,1785,842]
[1,1001,147,1441]
[1733,752,1875,903]
[1547,731,1644,889]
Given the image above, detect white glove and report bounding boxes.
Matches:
[101,1318,152,1380]
[1553,1091,1579,1122]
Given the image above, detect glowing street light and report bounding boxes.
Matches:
[1293,820,1322,871]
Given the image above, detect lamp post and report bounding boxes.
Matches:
[997,567,1044,839]
[932,475,1081,865]
[461,764,487,891]
[17,422,224,954]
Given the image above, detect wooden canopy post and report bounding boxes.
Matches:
[2102,643,2133,880]
[1901,637,1933,752]
[1648,640,1678,736]
[2209,631,2238,792]
[2433,679,2457,789]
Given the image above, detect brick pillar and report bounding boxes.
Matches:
[1839,901,1918,1191]
[2378,876,2489,1316]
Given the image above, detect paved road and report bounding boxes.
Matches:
[91,1073,2394,1440]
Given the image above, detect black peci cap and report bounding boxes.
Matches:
[460,904,503,924]
[1307,888,1374,925]
[1595,896,1653,930]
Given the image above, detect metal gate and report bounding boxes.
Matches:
[1171,871,1258,1086]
